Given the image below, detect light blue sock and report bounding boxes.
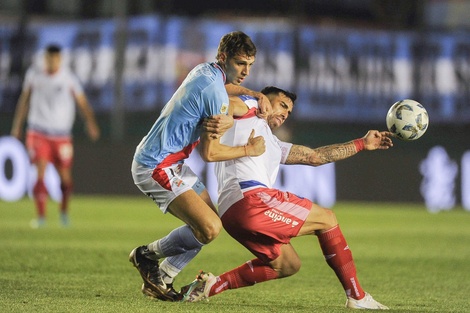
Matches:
[159,248,201,284]
[148,225,204,258]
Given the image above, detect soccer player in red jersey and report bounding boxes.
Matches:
[182,86,393,310]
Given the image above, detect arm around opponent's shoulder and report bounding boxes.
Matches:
[199,129,265,162]
[225,84,271,118]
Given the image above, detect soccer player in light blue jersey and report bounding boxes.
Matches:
[129,31,269,301]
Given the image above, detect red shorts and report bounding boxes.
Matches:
[26,131,73,168]
[221,187,313,263]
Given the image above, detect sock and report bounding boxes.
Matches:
[148,225,204,259]
[159,248,201,284]
[33,179,48,219]
[317,225,365,300]
[208,258,278,297]
[60,182,73,213]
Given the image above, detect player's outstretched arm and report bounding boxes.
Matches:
[363,130,394,150]
[10,88,31,140]
[285,130,393,166]
[199,129,265,162]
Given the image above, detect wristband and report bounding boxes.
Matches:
[244,144,248,156]
[353,139,365,152]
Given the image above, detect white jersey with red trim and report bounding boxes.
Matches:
[24,65,84,136]
[215,95,293,217]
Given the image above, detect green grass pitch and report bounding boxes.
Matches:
[1,196,469,313]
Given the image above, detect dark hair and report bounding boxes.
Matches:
[46,44,62,54]
[261,86,297,104]
[216,31,256,61]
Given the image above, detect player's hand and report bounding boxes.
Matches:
[245,129,265,156]
[255,93,272,120]
[203,114,234,139]
[363,130,393,150]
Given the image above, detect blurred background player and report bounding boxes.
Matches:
[10,44,100,228]
[129,31,268,301]
[182,87,392,310]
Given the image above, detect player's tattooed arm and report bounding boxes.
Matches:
[285,130,393,166]
[285,142,357,166]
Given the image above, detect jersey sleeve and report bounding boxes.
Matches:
[240,95,258,110]
[275,136,293,164]
[201,81,229,117]
[68,70,84,96]
[22,67,35,90]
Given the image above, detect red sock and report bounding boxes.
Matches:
[60,182,73,213]
[208,258,278,297]
[317,225,365,300]
[33,179,48,218]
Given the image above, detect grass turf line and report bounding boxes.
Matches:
[1,196,469,313]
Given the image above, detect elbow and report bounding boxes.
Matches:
[200,151,216,162]
[201,155,214,162]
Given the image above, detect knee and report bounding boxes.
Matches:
[277,258,301,278]
[196,218,222,244]
[324,210,338,229]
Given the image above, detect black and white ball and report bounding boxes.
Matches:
[386,99,429,141]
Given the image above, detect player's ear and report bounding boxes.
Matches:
[218,52,227,64]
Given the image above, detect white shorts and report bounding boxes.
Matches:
[131,160,206,213]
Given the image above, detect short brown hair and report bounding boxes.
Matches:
[216,31,256,61]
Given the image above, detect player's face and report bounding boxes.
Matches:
[45,52,61,74]
[222,54,255,85]
[266,93,293,130]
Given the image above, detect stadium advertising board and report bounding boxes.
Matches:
[2,135,470,212]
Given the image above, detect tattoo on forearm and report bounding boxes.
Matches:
[286,142,356,166]
[285,146,310,164]
[314,143,356,164]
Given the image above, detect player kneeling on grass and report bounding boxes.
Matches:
[181,86,392,310]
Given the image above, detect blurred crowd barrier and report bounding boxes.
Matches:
[0,14,470,124]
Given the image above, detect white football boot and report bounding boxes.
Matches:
[346,292,389,310]
[181,271,217,302]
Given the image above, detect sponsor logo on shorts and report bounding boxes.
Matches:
[264,208,298,227]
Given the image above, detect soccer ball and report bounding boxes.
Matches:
[386,99,429,141]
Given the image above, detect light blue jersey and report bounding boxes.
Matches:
[134,62,229,168]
